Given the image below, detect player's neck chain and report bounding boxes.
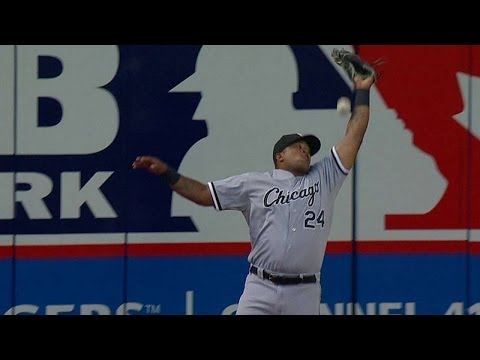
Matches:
[263,182,320,208]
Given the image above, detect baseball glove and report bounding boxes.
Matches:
[331,48,379,81]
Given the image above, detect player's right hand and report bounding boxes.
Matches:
[132,156,168,176]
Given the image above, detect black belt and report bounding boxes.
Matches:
[249,265,317,285]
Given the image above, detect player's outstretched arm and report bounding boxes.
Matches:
[334,74,375,170]
[132,156,214,207]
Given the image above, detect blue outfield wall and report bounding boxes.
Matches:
[1,254,478,315]
[0,259,12,314]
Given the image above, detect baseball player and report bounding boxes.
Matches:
[132,72,375,315]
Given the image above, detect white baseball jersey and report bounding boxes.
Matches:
[208,146,349,275]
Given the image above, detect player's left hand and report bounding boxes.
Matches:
[354,74,375,90]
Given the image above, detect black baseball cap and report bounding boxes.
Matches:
[273,133,321,163]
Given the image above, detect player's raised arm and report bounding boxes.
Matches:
[132,156,214,207]
[334,74,375,171]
